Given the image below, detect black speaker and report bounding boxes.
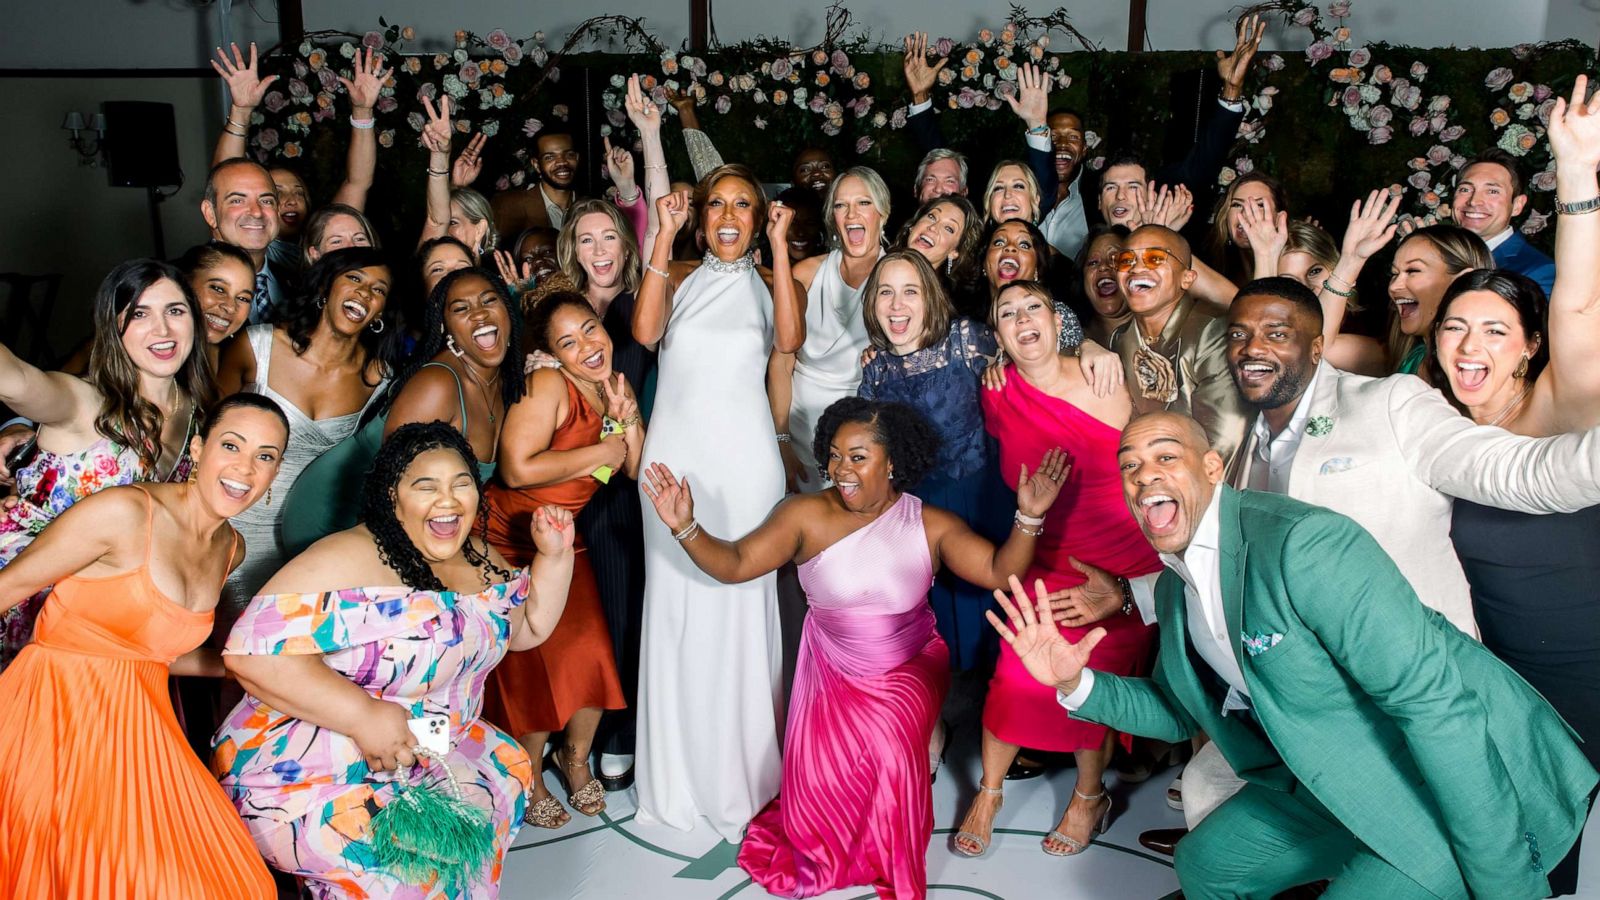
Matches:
[102,101,181,188]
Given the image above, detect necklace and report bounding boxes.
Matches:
[1483,380,1532,428]
[460,360,501,426]
[701,250,756,274]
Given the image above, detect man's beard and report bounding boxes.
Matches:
[1240,360,1310,411]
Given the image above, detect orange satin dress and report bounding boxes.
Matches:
[483,375,626,736]
[0,489,274,898]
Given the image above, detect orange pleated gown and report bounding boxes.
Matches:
[482,375,626,737]
[0,531,275,897]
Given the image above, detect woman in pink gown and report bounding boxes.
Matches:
[956,280,1163,860]
[640,396,1066,899]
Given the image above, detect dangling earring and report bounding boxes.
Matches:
[370,318,386,334]
[447,335,464,357]
[1514,353,1530,379]
[264,487,273,506]
[187,465,198,484]
[945,256,954,275]
[316,297,327,309]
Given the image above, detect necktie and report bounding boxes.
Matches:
[251,268,272,325]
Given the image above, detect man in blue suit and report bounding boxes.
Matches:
[1451,148,1556,296]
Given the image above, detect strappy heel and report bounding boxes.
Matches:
[1043,786,1113,857]
[550,746,606,817]
[953,785,1004,858]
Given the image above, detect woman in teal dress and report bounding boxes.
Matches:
[281,267,523,555]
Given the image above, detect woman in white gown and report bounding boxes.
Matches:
[631,164,806,841]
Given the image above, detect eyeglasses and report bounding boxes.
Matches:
[1113,248,1188,272]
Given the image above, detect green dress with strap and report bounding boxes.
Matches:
[279,362,497,557]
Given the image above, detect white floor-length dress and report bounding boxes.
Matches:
[635,252,786,842]
[787,249,877,490]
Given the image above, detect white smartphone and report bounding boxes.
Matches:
[407,714,449,757]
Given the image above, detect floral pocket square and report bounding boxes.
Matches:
[1241,631,1284,658]
[1319,457,1356,475]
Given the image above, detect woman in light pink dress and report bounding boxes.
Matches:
[640,397,1065,899]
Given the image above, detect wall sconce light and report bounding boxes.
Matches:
[62,110,106,165]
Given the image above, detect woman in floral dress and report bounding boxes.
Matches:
[214,423,577,899]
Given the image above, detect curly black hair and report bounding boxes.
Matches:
[524,290,600,355]
[360,421,512,592]
[811,397,941,492]
[279,246,403,387]
[386,266,526,417]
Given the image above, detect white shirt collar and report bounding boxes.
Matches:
[1250,360,1324,456]
[1484,226,1515,251]
[1160,483,1224,577]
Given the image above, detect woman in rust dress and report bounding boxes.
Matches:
[483,291,639,828]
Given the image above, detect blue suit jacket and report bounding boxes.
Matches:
[1493,231,1556,298]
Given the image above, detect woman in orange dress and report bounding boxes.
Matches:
[483,291,639,827]
[0,393,286,898]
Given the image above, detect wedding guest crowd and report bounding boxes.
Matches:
[0,17,1597,900]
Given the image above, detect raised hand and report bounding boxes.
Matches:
[600,373,639,425]
[641,462,695,532]
[902,32,948,105]
[493,249,534,290]
[420,94,453,153]
[1239,202,1289,261]
[767,200,795,245]
[603,135,638,198]
[1341,186,1403,263]
[452,133,487,188]
[338,46,391,113]
[987,575,1108,692]
[625,74,662,134]
[1016,447,1069,518]
[531,505,577,555]
[1216,13,1266,101]
[1076,338,1125,397]
[656,190,690,236]
[211,42,278,109]
[1005,62,1050,129]
[665,86,699,125]
[1549,73,1600,171]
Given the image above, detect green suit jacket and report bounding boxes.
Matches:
[1074,486,1596,899]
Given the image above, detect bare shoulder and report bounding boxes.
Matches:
[793,254,827,287]
[389,363,460,430]
[261,527,388,595]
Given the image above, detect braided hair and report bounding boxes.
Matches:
[360,421,512,592]
[386,266,526,417]
[811,397,940,491]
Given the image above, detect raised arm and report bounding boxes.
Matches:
[626,75,672,255]
[765,204,807,353]
[601,135,648,245]
[417,94,454,245]
[496,369,626,489]
[509,506,577,649]
[1006,63,1058,214]
[213,331,258,397]
[1532,73,1600,432]
[209,42,278,166]
[331,48,389,210]
[640,461,804,583]
[0,339,93,433]
[633,191,690,348]
[931,448,1065,587]
[667,87,725,183]
[1323,187,1402,346]
[901,32,950,154]
[1156,15,1261,193]
[1186,255,1240,317]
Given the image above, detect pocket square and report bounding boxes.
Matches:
[1318,457,1355,475]
[1241,631,1284,657]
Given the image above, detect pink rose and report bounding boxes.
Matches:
[1306,40,1335,64]
[856,136,873,154]
[771,58,792,79]
[1236,156,1255,174]
[854,95,873,117]
[293,60,309,79]
[935,38,954,56]
[503,44,523,64]
[890,107,908,129]
[1347,47,1371,68]
[1090,156,1106,171]
[1534,83,1553,102]
[362,31,384,50]
[1368,105,1393,127]
[1372,65,1393,84]
[1408,157,1429,171]
[1439,125,1466,142]
[1484,67,1514,91]
[1537,98,1557,125]
[376,96,398,113]
[317,67,338,91]
[263,91,287,113]
[1328,1,1352,17]
[1264,54,1286,72]
[821,120,841,136]
[459,62,480,84]
[606,108,626,128]
[417,82,438,101]
[1294,8,1317,26]
[288,79,309,98]
[1531,170,1557,192]
[809,95,827,112]
[1407,171,1432,190]
[1427,95,1450,113]
[1520,209,1549,235]
[831,50,849,71]
[1368,126,1393,145]
[1409,61,1428,80]
[715,95,731,114]
[1409,116,1429,136]
[522,117,543,136]
[1426,144,1451,165]
[257,128,280,150]
[552,104,569,120]
[1341,86,1363,108]
[313,106,335,122]
[531,48,549,67]
[1430,113,1448,132]
[486,29,512,52]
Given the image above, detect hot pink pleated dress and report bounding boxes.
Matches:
[737,493,949,900]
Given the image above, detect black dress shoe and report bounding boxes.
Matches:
[1139,826,1188,856]
[598,767,634,792]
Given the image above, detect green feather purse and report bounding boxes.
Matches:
[370,748,497,890]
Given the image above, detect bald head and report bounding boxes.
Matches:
[1118,411,1223,555]
[1127,225,1191,266]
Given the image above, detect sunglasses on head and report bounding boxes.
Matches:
[1113,248,1187,272]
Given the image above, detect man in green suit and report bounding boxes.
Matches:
[988,410,1596,899]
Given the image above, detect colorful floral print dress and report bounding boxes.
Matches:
[213,569,535,899]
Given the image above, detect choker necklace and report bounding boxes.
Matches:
[701,251,756,274]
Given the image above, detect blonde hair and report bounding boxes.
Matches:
[449,188,498,256]
[1282,220,1362,313]
[981,160,1041,224]
[558,198,642,296]
[821,167,892,250]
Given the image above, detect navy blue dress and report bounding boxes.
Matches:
[860,317,1011,670]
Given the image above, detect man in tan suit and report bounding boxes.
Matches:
[491,130,581,244]
[1110,225,1250,468]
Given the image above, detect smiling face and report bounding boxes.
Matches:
[702,175,761,260]
[394,448,480,563]
[120,277,197,378]
[1081,232,1127,321]
[573,212,625,289]
[442,272,511,370]
[422,243,473,294]
[1435,289,1539,414]
[1388,236,1456,336]
[322,265,390,337]
[1118,413,1224,555]
[270,169,309,239]
[448,200,490,256]
[1099,163,1147,227]
[917,157,965,204]
[1451,162,1525,238]
[1117,226,1197,320]
[826,420,893,510]
[793,148,836,193]
[535,133,579,189]
[308,212,372,264]
[985,221,1040,292]
[993,284,1062,366]
[986,164,1037,224]
[191,406,286,516]
[204,163,280,253]
[516,230,560,282]
[190,255,254,345]
[1226,293,1323,412]
[1226,180,1278,248]
[784,202,826,263]
[545,301,614,383]
[871,259,930,354]
[1278,250,1331,293]
[829,175,883,258]
[1049,112,1086,183]
[905,201,968,269]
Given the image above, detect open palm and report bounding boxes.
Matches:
[641,462,694,532]
[987,575,1106,691]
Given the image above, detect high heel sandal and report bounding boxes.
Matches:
[550,746,607,817]
[1042,786,1113,857]
[523,748,570,828]
[952,785,1004,858]
[929,718,950,785]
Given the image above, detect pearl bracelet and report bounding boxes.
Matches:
[672,519,701,541]
[645,262,671,279]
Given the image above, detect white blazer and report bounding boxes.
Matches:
[1228,362,1600,637]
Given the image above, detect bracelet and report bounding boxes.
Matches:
[671,519,700,541]
[1015,511,1045,527]
[223,126,248,138]
[645,163,669,171]
[645,262,671,279]
[350,116,376,129]
[1555,195,1600,216]
[427,167,449,177]
[618,413,642,429]
[1014,521,1044,537]
[614,188,641,204]
[1026,124,1048,136]
[775,433,792,444]
[1119,577,1135,616]
[1321,275,1357,299]
[225,116,249,131]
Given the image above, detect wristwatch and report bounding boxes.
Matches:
[1555,195,1600,216]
